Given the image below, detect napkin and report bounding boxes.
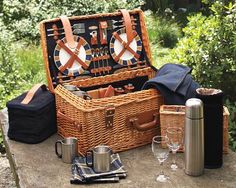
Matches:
[70,153,127,184]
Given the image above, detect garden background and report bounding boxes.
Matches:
[0,0,235,153]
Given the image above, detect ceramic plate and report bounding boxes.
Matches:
[109,28,142,66]
[54,36,92,76]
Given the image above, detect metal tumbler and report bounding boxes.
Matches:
[55,137,78,164]
[86,145,112,173]
[184,98,204,176]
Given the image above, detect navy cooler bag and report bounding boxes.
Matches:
[6,84,57,144]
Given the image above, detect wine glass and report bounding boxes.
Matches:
[166,127,183,170]
[152,135,169,182]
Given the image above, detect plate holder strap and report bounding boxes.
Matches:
[113,9,140,63]
[58,38,85,72]
[113,31,140,62]
[119,9,134,43]
[59,15,76,49]
[56,39,89,70]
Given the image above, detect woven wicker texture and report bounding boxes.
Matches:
[160,105,229,154]
[55,84,164,154]
[69,67,155,88]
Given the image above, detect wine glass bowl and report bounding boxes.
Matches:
[166,127,183,170]
[152,135,169,182]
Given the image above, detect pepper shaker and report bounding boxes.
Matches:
[124,83,134,93]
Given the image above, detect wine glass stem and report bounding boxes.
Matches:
[160,162,164,175]
[172,151,176,165]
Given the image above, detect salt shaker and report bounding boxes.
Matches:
[184,98,204,176]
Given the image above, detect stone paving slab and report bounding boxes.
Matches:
[0,153,16,188]
[1,109,236,188]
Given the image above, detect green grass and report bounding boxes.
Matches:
[145,11,182,49]
[145,11,181,68]
[16,45,47,88]
[151,46,177,68]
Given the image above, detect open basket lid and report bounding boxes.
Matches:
[40,9,154,92]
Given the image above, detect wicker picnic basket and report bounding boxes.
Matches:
[40,9,164,155]
[159,105,230,153]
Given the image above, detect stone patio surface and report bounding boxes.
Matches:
[1,109,236,188]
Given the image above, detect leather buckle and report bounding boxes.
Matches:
[105,105,115,128]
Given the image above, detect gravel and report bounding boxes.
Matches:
[0,154,16,188]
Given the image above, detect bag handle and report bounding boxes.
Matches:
[59,15,76,49]
[119,9,134,43]
[129,113,159,131]
[21,84,47,105]
[57,110,82,131]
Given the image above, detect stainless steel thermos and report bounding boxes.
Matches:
[184,98,204,176]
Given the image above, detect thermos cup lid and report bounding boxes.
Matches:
[185,98,203,119]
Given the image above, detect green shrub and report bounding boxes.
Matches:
[226,100,236,151]
[145,11,182,48]
[2,0,144,43]
[143,0,173,13]
[0,21,24,109]
[172,2,236,101]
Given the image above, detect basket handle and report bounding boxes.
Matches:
[57,110,82,131]
[129,113,159,131]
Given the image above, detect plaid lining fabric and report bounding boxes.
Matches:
[70,153,127,184]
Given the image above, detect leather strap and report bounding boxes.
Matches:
[21,84,46,104]
[129,113,159,131]
[57,110,82,131]
[119,9,133,43]
[60,15,76,49]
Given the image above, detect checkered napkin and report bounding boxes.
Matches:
[70,153,127,184]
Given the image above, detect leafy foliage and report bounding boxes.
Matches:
[2,0,144,43]
[172,1,236,101]
[0,21,24,109]
[144,0,173,13]
[226,100,236,151]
